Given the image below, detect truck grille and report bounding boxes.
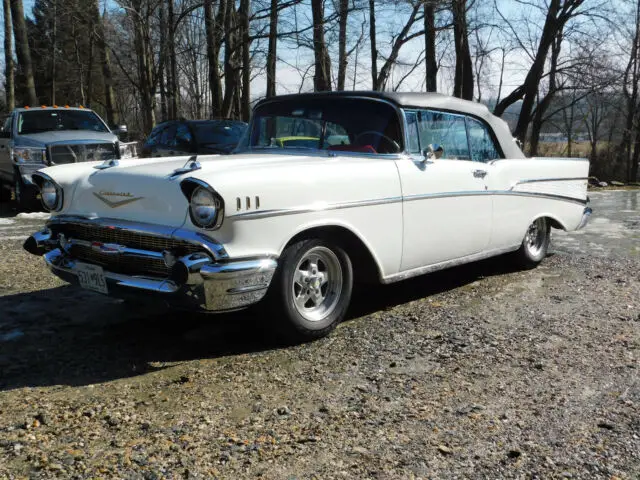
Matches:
[49,143,116,165]
[52,224,202,277]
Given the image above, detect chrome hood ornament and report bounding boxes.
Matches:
[93,190,143,208]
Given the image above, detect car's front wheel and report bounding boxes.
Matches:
[269,238,353,342]
[13,170,40,212]
[513,217,550,268]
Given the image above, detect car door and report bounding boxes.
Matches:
[396,109,492,272]
[0,115,13,182]
[169,122,196,155]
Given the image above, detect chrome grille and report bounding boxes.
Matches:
[52,224,202,277]
[49,143,116,165]
[70,244,170,276]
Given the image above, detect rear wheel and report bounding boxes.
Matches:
[513,217,550,269]
[268,238,353,342]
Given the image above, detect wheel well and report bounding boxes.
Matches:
[544,216,565,231]
[284,226,382,284]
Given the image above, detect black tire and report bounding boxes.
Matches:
[513,217,551,269]
[268,238,353,343]
[13,171,41,212]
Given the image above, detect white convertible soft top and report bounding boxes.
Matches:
[258,91,526,160]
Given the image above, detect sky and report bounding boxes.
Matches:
[0,0,617,113]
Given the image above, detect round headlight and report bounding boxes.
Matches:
[41,180,59,211]
[190,186,218,228]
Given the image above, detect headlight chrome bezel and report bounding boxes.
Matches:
[32,172,64,212]
[180,178,225,230]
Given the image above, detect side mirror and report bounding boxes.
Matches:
[422,143,443,163]
[111,125,128,135]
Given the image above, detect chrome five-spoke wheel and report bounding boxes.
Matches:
[292,246,343,322]
[269,238,353,342]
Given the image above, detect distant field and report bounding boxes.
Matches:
[535,141,595,158]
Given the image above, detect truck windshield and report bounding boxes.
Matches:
[237,97,404,155]
[17,110,110,135]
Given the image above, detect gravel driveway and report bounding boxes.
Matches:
[0,191,638,479]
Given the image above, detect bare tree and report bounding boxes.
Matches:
[3,0,14,110]
[493,0,586,143]
[311,0,332,91]
[204,0,223,117]
[266,0,278,97]
[11,0,38,106]
[451,0,473,99]
[425,1,438,92]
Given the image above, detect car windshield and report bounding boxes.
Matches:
[17,110,110,135]
[237,97,404,155]
[193,121,247,147]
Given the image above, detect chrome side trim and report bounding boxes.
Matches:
[230,196,403,219]
[493,191,588,206]
[230,189,588,220]
[512,177,589,186]
[383,244,521,284]
[47,215,229,260]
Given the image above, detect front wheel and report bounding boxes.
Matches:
[513,217,550,269]
[268,239,353,343]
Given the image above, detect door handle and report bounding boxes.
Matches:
[473,169,488,178]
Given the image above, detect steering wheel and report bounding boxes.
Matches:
[354,131,401,153]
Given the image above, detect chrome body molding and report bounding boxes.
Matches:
[511,176,589,186]
[577,207,593,230]
[28,217,279,313]
[230,189,588,220]
[382,245,521,284]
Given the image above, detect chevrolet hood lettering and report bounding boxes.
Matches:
[93,190,144,208]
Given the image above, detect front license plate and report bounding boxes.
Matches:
[76,262,109,294]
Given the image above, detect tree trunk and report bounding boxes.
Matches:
[222,0,237,117]
[451,0,473,100]
[10,0,37,106]
[168,0,179,119]
[424,2,437,92]
[311,0,331,91]
[94,1,118,126]
[132,0,156,134]
[266,0,278,97]
[240,0,251,121]
[3,0,14,110]
[337,0,348,90]
[369,0,378,90]
[204,0,223,117]
[51,0,57,105]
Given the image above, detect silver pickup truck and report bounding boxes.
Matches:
[0,106,127,210]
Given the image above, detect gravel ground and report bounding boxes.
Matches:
[0,194,638,479]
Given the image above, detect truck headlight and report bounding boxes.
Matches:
[180,179,225,230]
[12,147,46,164]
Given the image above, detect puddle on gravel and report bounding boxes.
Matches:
[551,190,639,257]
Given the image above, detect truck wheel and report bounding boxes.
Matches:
[13,171,41,212]
[269,239,353,343]
[513,217,550,269]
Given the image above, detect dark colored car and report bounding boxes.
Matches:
[140,119,248,158]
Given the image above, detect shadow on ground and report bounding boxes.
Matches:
[0,253,527,392]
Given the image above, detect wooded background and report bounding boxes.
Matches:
[1,0,639,182]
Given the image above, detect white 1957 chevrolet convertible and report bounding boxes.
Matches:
[24,92,591,341]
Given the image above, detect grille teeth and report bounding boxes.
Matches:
[49,143,117,165]
[55,224,201,277]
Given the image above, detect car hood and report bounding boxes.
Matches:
[16,130,117,147]
[44,151,374,228]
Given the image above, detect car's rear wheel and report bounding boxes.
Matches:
[513,217,550,268]
[269,238,353,342]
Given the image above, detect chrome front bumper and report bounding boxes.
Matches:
[25,216,278,313]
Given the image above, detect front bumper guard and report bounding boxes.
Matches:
[576,206,592,230]
[26,220,278,313]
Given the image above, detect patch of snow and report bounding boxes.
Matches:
[0,218,15,225]
[15,212,50,221]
